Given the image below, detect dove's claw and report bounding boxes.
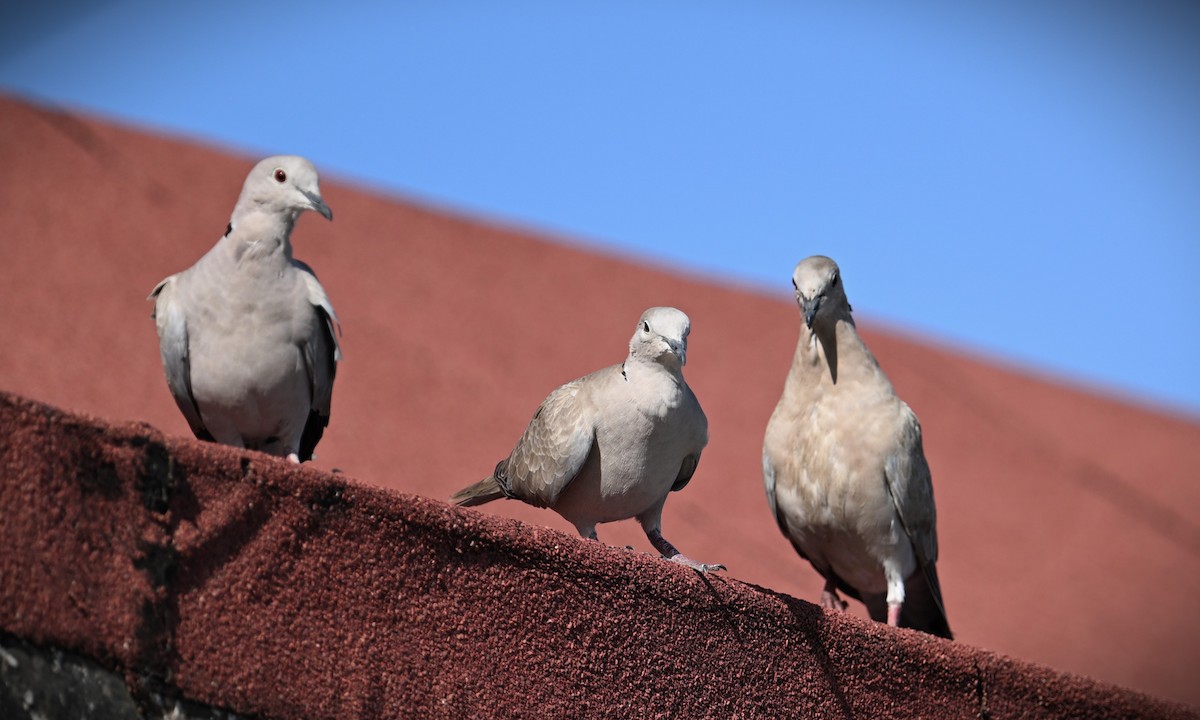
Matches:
[820,589,849,611]
[667,555,726,573]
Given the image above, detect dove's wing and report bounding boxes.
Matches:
[149,276,212,441]
[294,260,341,461]
[883,405,938,567]
[883,404,950,635]
[502,375,599,508]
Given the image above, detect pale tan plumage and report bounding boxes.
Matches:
[149,156,340,463]
[452,307,722,572]
[763,256,950,637]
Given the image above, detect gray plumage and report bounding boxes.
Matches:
[149,155,340,463]
[763,256,950,638]
[453,307,722,572]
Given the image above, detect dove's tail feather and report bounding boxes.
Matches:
[907,562,953,639]
[298,409,329,463]
[451,476,506,507]
[900,564,953,639]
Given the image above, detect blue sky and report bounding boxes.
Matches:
[3,1,1198,416]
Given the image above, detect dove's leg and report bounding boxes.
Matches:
[884,560,906,627]
[643,528,725,573]
[249,435,300,463]
[259,429,304,464]
[820,578,849,611]
[636,506,724,572]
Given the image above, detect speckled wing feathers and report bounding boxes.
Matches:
[503,374,599,507]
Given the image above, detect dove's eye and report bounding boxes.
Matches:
[273,169,287,183]
[642,321,650,332]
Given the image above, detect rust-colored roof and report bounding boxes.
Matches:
[1,94,1198,708]
[1,391,1195,719]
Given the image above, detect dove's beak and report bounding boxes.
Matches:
[667,340,686,366]
[802,296,822,329]
[304,191,334,221]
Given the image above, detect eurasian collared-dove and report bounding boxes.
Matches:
[452,307,723,572]
[149,155,341,463]
[763,256,951,638]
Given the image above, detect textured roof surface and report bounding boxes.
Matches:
[1,93,1198,708]
[1,392,1195,719]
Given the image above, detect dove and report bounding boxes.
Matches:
[452,307,722,572]
[762,256,951,638]
[149,155,341,463]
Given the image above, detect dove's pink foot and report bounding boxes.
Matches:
[887,601,901,627]
[821,579,849,611]
[646,529,725,573]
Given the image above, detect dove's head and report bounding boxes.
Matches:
[231,155,333,226]
[792,255,852,330]
[630,306,691,369]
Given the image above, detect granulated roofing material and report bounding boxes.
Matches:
[1,392,1194,718]
[1,93,1199,708]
